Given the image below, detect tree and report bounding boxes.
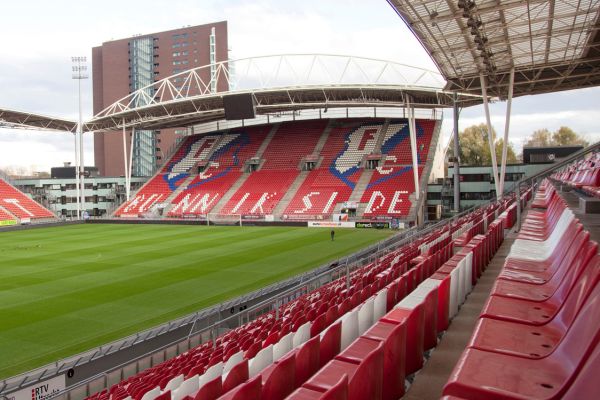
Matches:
[448,123,518,166]
[524,126,588,147]
[552,126,589,147]
[524,129,552,147]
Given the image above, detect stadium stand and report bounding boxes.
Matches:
[552,151,600,197]
[168,126,270,217]
[219,120,326,216]
[0,207,16,222]
[0,177,55,220]
[87,189,521,400]
[282,120,366,218]
[116,118,439,220]
[442,180,600,399]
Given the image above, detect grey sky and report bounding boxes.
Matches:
[0,0,598,171]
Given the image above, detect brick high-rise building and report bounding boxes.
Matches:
[93,21,228,177]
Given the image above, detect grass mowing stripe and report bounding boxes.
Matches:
[0,224,392,378]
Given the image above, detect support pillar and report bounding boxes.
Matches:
[406,98,420,196]
[74,131,80,219]
[480,73,500,198]
[79,127,85,218]
[128,127,135,201]
[453,93,460,212]
[499,68,515,196]
[122,120,129,201]
[407,97,422,225]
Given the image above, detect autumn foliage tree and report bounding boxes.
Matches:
[448,123,518,166]
[524,126,588,147]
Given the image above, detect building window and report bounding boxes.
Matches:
[173,52,180,57]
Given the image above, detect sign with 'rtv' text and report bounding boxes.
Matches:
[7,375,65,400]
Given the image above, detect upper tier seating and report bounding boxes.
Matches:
[0,178,55,220]
[87,193,517,400]
[443,180,600,400]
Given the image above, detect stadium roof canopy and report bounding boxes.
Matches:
[387,0,600,99]
[86,54,482,132]
[0,108,77,132]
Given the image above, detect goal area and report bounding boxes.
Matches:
[206,213,243,226]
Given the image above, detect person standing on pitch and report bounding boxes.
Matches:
[330,229,335,241]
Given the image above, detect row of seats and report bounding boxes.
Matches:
[553,151,600,198]
[285,198,509,399]
[443,180,600,399]
[0,178,55,220]
[89,192,517,400]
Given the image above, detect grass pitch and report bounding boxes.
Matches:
[0,224,392,379]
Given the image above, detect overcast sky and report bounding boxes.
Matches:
[1,0,599,172]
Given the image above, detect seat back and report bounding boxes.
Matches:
[320,322,342,367]
[348,341,384,400]
[340,310,359,350]
[295,335,320,387]
[262,352,296,400]
[292,321,311,348]
[193,376,221,400]
[555,253,600,329]
[222,359,248,394]
[551,282,600,395]
[310,313,327,338]
[223,351,243,374]
[249,345,273,377]
[172,376,199,400]
[321,374,348,400]
[357,298,374,335]
[273,332,293,361]
[230,375,261,400]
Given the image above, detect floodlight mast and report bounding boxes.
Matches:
[72,56,88,220]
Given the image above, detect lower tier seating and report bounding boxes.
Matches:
[87,192,517,400]
[0,178,55,220]
[361,166,423,218]
[443,180,600,400]
[220,170,300,215]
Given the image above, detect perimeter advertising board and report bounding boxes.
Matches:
[307,221,356,228]
[7,375,65,400]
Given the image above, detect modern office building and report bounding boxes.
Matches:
[92,21,229,177]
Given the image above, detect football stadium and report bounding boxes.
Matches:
[1,1,600,400]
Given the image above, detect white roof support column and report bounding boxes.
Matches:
[406,96,420,201]
[73,130,81,219]
[128,127,135,201]
[499,68,515,196]
[480,73,500,198]
[122,120,130,201]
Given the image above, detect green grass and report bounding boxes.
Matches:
[0,224,392,379]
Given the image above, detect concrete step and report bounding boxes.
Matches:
[209,172,251,214]
[255,123,280,159]
[271,170,310,216]
[161,174,197,215]
[333,169,374,214]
